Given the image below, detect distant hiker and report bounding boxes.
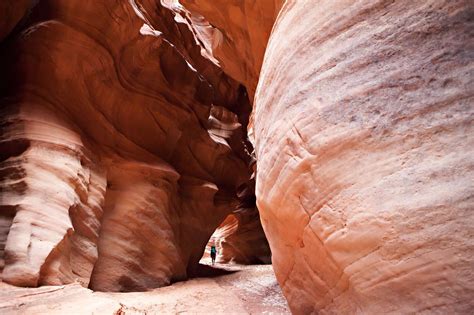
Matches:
[210,245,217,265]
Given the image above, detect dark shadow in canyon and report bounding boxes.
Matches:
[190,263,240,279]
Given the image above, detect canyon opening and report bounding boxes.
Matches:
[0,1,473,314]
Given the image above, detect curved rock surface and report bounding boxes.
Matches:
[0,0,255,291]
[253,1,474,313]
[211,210,271,265]
[208,175,271,264]
[168,0,284,97]
[1,0,473,314]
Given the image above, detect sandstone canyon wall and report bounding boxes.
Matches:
[0,0,263,292]
[252,0,474,313]
[168,0,284,97]
[208,174,271,264]
[1,0,474,314]
[0,1,30,41]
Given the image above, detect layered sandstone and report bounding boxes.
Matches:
[252,1,474,313]
[211,210,271,265]
[0,0,254,291]
[1,0,473,314]
[208,176,271,264]
[166,0,284,97]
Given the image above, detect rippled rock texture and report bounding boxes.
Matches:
[0,0,255,291]
[208,175,271,264]
[168,0,284,98]
[2,0,474,314]
[253,1,474,313]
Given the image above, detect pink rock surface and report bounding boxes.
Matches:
[208,176,271,264]
[253,1,474,313]
[1,0,473,313]
[0,0,254,291]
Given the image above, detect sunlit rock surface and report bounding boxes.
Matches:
[253,1,474,313]
[167,0,284,97]
[209,175,271,264]
[1,0,473,314]
[0,0,253,291]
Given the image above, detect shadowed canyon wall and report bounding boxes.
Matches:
[164,0,284,98]
[0,0,264,292]
[208,173,271,264]
[0,1,30,41]
[1,0,474,314]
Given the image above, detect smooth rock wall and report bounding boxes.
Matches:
[253,1,474,313]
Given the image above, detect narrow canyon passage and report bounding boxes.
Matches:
[1,1,473,314]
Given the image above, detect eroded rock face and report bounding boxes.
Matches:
[0,0,253,291]
[211,210,271,265]
[253,1,474,313]
[209,175,271,264]
[168,0,284,97]
[2,0,473,313]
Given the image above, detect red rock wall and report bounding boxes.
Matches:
[0,0,253,291]
[208,176,271,264]
[171,0,284,97]
[253,1,474,313]
[2,1,473,313]
[0,1,30,41]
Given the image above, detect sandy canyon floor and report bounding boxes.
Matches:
[0,259,290,314]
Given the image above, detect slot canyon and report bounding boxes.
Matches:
[0,0,473,314]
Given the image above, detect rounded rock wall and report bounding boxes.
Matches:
[253,1,474,313]
[0,0,253,291]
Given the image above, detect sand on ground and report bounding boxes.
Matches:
[0,259,290,314]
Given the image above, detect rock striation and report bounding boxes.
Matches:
[168,0,284,98]
[1,0,474,314]
[208,174,271,264]
[0,0,256,292]
[252,0,474,313]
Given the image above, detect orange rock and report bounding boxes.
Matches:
[0,0,252,291]
[209,177,271,264]
[171,0,284,97]
[212,210,271,265]
[1,1,473,314]
[253,1,474,313]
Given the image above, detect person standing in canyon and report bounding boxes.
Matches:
[210,245,217,265]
